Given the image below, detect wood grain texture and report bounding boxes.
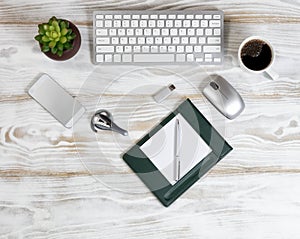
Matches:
[0,0,300,238]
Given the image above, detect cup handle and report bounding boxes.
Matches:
[265,68,279,80]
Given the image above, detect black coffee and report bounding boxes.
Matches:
[241,39,272,71]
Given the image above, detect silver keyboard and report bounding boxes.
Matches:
[93,11,224,65]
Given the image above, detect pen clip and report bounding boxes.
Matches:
[174,118,181,181]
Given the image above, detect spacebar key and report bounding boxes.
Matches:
[134,54,174,62]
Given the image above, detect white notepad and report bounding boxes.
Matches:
[141,113,212,185]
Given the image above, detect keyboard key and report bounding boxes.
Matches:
[205,29,213,36]
[116,46,123,52]
[157,20,164,27]
[105,54,112,62]
[118,29,125,36]
[214,29,221,35]
[190,37,197,44]
[105,20,112,27]
[172,37,180,44]
[138,37,145,44]
[209,20,221,27]
[162,29,169,35]
[166,20,173,27]
[176,54,185,62]
[149,20,156,27]
[168,46,175,52]
[179,29,187,35]
[96,15,104,19]
[129,37,136,44]
[214,58,221,62]
[196,29,203,35]
[111,37,119,44]
[203,45,221,53]
[144,29,151,35]
[110,21,120,29]
[123,15,131,19]
[122,20,130,27]
[140,20,147,27]
[109,29,117,36]
[105,15,113,19]
[213,15,221,19]
[134,54,174,62]
[142,46,150,52]
[131,20,138,27]
[96,29,107,36]
[153,28,160,35]
[170,29,178,36]
[96,37,110,44]
[181,37,188,44]
[96,20,103,27]
[177,46,184,53]
[183,20,190,27]
[194,46,201,52]
[96,54,104,62]
[164,37,171,44]
[204,15,212,19]
[160,46,167,52]
[155,37,162,44]
[146,37,154,44]
[198,37,206,44]
[192,20,199,27]
[186,46,193,53]
[201,20,208,27]
[124,46,132,52]
[150,46,159,53]
[97,46,114,53]
[175,20,182,27]
[134,46,141,52]
[114,54,121,62]
[126,29,134,36]
[187,28,195,35]
[207,37,221,44]
[120,37,128,44]
[123,54,132,62]
[187,54,194,61]
[135,29,143,35]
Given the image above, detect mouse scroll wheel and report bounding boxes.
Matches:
[210,82,219,90]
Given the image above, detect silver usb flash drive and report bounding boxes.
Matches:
[153,84,176,103]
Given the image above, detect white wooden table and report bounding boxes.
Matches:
[0,1,300,238]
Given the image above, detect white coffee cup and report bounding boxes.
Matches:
[238,36,279,80]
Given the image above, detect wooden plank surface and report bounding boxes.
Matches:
[0,0,300,238]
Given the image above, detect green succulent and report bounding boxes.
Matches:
[34,16,76,57]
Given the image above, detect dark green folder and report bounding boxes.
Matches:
[123,99,233,207]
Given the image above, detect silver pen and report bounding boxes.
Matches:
[174,118,181,181]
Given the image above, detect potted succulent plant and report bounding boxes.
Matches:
[34,16,81,61]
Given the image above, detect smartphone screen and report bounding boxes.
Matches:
[28,74,85,128]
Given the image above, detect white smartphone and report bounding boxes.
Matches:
[28,74,86,128]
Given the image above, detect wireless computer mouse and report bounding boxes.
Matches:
[202,75,245,120]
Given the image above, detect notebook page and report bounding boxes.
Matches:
[140,113,212,185]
